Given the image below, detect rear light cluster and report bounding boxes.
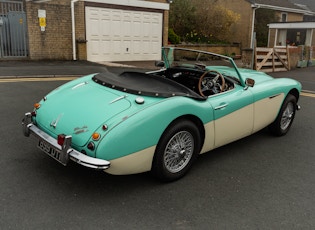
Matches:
[87,132,102,150]
[57,128,107,152]
[31,102,41,117]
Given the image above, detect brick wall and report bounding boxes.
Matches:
[26,0,73,60]
[177,44,241,57]
[281,12,303,22]
[74,1,86,60]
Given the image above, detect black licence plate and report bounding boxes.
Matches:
[37,139,67,165]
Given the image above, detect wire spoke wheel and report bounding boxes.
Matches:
[280,101,294,131]
[269,94,297,136]
[152,119,201,181]
[164,131,194,173]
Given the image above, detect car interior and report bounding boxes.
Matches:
[156,65,236,97]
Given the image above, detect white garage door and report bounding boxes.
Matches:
[86,6,163,62]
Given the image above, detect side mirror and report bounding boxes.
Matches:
[245,78,255,87]
[155,61,165,68]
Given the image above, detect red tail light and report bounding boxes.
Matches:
[57,134,66,146]
[87,142,95,150]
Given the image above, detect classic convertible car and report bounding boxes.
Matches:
[22,47,301,181]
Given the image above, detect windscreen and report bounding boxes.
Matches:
[162,47,241,81]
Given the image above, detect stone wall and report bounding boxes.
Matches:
[176,44,242,57]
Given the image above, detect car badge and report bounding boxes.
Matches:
[50,114,63,128]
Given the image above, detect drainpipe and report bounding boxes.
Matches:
[250,4,260,69]
[71,0,79,60]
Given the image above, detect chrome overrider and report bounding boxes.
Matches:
[22,112,110,170]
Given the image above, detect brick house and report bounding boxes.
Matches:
[210,0,315,49]
[0,0,170,61]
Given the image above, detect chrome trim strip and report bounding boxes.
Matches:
[72,81,88,89]
[269,94,281,99]
[22,113,110,170]
[214,103,228,110]
[110,95,127,104]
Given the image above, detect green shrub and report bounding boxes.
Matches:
[168,28,181,44]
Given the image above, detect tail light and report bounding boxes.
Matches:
[87,142,95,150]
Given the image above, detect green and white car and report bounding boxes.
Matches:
[22,47,302,181]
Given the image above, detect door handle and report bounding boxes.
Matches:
[214,103,228,110]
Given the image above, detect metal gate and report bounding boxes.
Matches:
[0,0,28,58]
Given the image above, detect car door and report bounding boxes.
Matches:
[209,85,254,148]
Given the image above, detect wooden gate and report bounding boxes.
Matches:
[255,47,290,72]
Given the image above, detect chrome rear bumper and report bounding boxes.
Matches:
[22,112,110,170]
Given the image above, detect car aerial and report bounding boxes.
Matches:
[22,47,302,182]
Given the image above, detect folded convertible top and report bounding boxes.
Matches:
[92,71,205,100]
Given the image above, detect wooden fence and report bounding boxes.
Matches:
[255,47,290,72]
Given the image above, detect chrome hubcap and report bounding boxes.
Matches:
[164,131,194,173]
[280,102,294,130]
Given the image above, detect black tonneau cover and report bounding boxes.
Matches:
[93,71,205,100]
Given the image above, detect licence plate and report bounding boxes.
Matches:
[37,139,67,165]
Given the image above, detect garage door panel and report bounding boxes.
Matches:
[113,40,121,54]
[133,41,141,54]
[86,6,162,62]
[102,40,111,55]
[90,40,100,55]
[142,41,150,54]
[122,20,131,37]
[123,40,131,54]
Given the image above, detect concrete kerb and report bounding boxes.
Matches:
[0,74,82,79]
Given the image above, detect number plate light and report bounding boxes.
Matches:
[57,134,66,146]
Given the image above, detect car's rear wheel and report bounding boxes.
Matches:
[152,119,201,182]
[269,94,297,136]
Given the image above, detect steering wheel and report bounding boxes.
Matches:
[198,70,226,97]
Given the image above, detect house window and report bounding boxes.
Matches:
[286,29,306,46]
[281,13,287,22]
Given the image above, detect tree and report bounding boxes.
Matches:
[193,1,240,43]
[255,9,279,47]
[169,0,240,44]
[169,0,196,41]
